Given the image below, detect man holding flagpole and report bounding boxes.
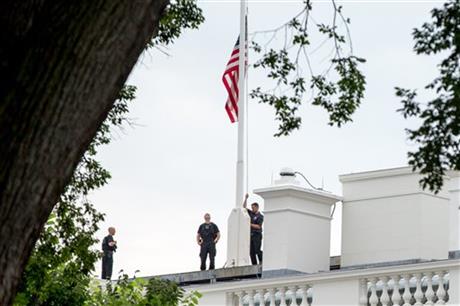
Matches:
[243,193,264,265]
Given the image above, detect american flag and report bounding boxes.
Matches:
[222,36,246,123]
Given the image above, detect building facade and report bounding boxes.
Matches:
[167,167,460,305]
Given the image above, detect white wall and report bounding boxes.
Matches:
[448,171,460,251]
[340,167,450,267]
[313,278,361,306]
[449,265,460,306]
[194,290,230,306]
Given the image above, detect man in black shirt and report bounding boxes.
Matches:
[101,227,117,280]
[243,193,264,265]
[197,213,220,270]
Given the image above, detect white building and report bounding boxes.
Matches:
[157,166,460,305]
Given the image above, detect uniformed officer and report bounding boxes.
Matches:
[243,193,264,265]
[197,213,220,270]
[101,227,117,280]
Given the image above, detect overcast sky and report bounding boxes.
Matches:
[90,0,444,278]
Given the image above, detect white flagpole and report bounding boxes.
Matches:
[235,0,247,208]
[225,0,250,268]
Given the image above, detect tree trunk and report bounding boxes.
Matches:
[0,1,168,304]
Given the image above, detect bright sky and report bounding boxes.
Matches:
[90,1,444,278]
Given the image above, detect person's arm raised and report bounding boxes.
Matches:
[243,193,249,209]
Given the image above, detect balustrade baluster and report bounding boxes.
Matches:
[268,288,276,306]
[279,287,287,306]
[391,275,402,306]
[248,290,255,306]
[424,272,435,305]
[257,289,266,306]
[300,285,310,306]
[359,279,369,306]
[289,286,299,306]
[414,273,424,306]
[380,276,391,306]
[435,271,446,305]
[237,291,245,306]
[402,274,413,306]
[369,278,379,306]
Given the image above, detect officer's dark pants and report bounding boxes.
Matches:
[200,243,216,270]
[250,232,263,265]
[101,251,113,280]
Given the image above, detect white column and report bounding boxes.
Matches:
[247,290,255,306]
[300,285,310,306]
[436,271,446,305]
[257,289,266,306]
[413,273,423,306]
[391,275,402,306]
[268,288,276,306]
[279,287,287,306]
[237,291,245,306]
[369,278,378,306]
[359,279,369,306]
[380,277,390,306]
[289,286,298,306]
[402,274,412,306]
[425,272,435,306]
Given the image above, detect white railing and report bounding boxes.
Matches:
[228,269,451,305]
[230,285,313,306]
[191,259,459,306]
[360,270,449,306]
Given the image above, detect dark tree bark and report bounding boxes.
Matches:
[0,1,169,304]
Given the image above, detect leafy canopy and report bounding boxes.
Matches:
[250,0,366,136]
[252,0,459,192]
[396,0,460,192]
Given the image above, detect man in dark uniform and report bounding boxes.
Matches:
[243,193,264,265]
[197,213,220,270]
[101,227,117,280]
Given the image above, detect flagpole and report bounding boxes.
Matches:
[235,0,247,208]
[226,0,250,268]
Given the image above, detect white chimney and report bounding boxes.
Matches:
[254,168,341,275]
[340,166,450,267]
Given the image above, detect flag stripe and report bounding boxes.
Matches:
[222,36,246,123]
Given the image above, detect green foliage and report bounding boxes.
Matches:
[250,0,366,136]
[396,0,460,192]
[311,56,366,127]
[150,0,204,47]
[86,274,201,306]
[14,85,136,306]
